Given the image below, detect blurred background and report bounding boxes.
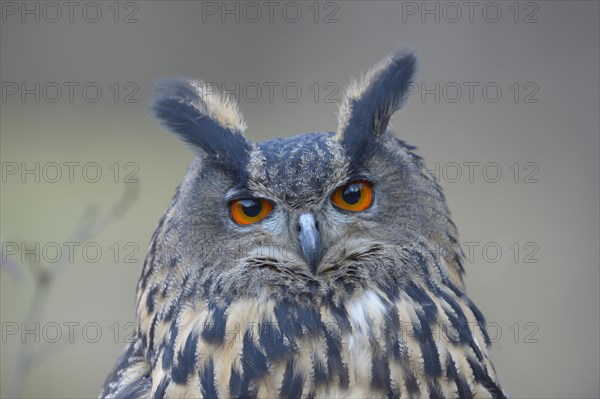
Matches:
[1,1,598,398]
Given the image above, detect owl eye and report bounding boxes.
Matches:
[230,198,273,225]
[331,180,373,212]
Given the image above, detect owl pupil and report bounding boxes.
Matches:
[240,199,261,217]
[342,184,361,204]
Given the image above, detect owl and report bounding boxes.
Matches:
[100,47,506,398]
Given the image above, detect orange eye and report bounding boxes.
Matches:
[230,198,273,225]
[331,180,373,212]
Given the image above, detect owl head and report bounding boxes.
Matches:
[145,47,463,307]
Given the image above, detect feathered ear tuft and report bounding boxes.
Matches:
[152,78,251,171]
[336,47,417,150]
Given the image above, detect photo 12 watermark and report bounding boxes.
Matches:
[1,1,140,23]
[420,161,540,184]
[1,162,140,184]
[199,1,340,24]
[1,82,140,104]
[399,1,540,24]
[1,241,142,265]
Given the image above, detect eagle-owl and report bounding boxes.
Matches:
[101,47,506,398]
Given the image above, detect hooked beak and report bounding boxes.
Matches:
[298,213,321,273]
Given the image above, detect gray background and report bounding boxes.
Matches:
[1,1,598,398]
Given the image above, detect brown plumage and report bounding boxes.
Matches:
[100,47,506,398]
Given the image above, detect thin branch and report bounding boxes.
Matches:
[2,183,139,399]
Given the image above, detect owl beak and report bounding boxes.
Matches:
[298,213,321,273]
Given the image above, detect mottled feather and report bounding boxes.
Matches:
[101,46,506,399]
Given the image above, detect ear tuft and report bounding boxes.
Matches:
[336,47,417,145]
[152,78,251,171]
[154,78,247,135]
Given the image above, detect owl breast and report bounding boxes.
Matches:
[149,284,496,399]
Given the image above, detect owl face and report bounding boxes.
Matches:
[149,48,458,304]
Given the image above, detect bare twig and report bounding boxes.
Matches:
[2,183,139,399]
